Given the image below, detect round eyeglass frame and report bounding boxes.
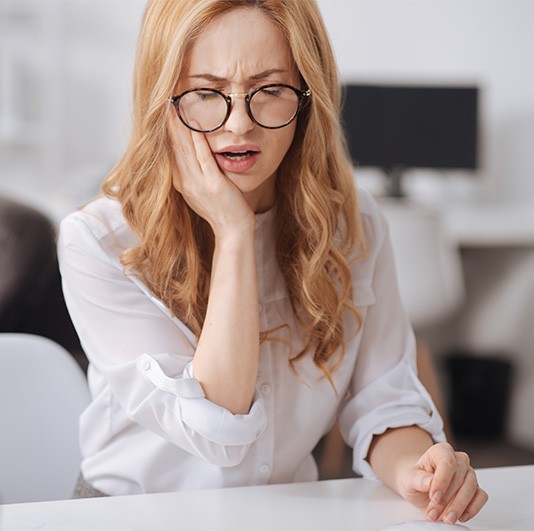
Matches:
[170,83,311,133]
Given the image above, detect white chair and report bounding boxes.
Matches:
[379,199,465,331]
[0,333,90,504]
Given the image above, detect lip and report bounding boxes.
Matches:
[214,144,261,174]
[215,144,261,154]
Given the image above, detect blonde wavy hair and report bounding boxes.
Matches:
[103,0,366,385]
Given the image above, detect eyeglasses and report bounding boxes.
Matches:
[171,83,311,133]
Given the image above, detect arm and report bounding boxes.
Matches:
[368,427,488,524]
[194,229,259,414]
[368,426,433,494]
[338,192,446,479]
[58,211,266,467]
[167,111,259,414]
[338,190,487,522]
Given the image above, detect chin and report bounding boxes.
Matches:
[226,172,267,191]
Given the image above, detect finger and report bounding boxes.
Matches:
[424,444,460,506]
[405,467,434,495]
[438,467,479,524]
[436,452,471,509]
[167,103,191,149]
[459,487,489,523]
[167,108,202,188]
[189,126,222,178]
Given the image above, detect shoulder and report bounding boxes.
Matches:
[60,195,125,237]
[355,186,389,258]
[58,195,138,259]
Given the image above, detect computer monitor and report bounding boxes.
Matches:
[341,83,479,196]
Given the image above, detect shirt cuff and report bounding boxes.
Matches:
[340,359,446,479]
[137,354,267,447]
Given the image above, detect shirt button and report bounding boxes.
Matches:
[261,384,271,395]
[139,359,151,371]
[259,464,270,474]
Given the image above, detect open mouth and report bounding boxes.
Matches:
[219,150,258,161]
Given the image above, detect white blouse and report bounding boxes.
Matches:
[58,187,444,496]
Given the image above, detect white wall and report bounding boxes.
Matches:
[60,1,145,178]
[0,0,145,219]
[317,0,534,202]
[2,0,533,208]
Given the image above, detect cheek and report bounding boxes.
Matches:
[272,125,297,161]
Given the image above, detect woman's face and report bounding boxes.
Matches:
[178,7,299,212]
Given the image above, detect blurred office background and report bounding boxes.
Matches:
[1,0,534,469]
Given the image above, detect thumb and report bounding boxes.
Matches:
[404,468,434,494]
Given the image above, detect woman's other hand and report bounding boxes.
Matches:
[399,442,488,524]
[167,109,255,239]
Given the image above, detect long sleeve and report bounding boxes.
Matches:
[338,189,445,479]
[57,191,445,496]
[58,203,267,470]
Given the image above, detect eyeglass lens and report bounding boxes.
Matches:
[177,85,300,132]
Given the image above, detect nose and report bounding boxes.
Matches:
[223,93,255,135]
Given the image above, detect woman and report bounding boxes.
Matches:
[58,0,487,524]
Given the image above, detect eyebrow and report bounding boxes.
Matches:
[187,69,287,81]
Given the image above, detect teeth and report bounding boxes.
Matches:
[222,150,253,161]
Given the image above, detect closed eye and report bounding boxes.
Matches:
[194,90,221,101]
[259,86,283,97]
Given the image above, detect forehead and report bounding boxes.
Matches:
[184,7,293,79]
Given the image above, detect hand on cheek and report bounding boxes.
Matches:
[166,110,254,236]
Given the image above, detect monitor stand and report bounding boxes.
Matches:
[386,165,406,198]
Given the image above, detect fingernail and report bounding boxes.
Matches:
[460,512,470,522]
[427,509,439,521]
[445,511,458,524]
[431,490,442,503]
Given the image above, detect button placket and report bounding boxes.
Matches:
[254,340,275,483]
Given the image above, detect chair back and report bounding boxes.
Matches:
[0,333,90,503]
[380,199,465,331]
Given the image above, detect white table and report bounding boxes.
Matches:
[0,465,532,530]
[443,202,534,248]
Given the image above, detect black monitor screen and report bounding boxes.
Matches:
[341,84,479,171]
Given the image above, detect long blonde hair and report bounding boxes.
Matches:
[103,0,366,384]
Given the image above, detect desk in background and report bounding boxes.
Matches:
[444,202,534,448]
[0,465,532,530]
[381,197,534,449]
[443,202,534,247]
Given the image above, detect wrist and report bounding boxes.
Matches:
[213,222,255,249]
[369,426,433,494]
